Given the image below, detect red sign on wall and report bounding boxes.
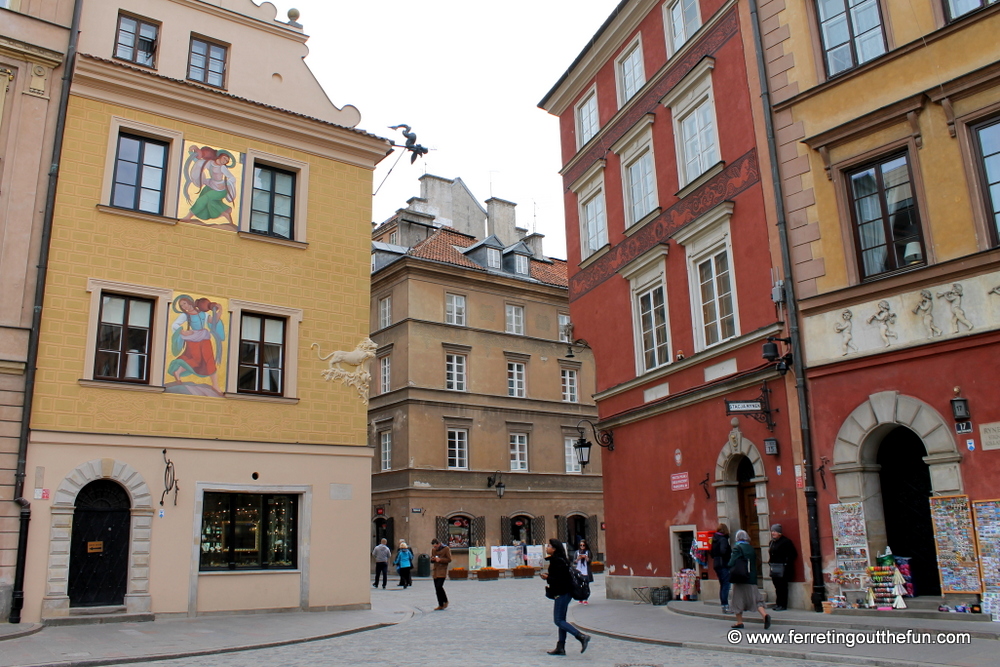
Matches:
[671,472,690,491]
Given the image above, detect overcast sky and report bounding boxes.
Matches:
[276,0,623,258]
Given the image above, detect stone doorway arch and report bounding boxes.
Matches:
[43,459,153,619]
[831,391,962,560]
[714,419,771,566]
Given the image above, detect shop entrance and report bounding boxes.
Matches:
[567,515,587,549]
[67,480,130,607]
[876,426,940,596]
[373,517,393,548]
[736,456,763,579]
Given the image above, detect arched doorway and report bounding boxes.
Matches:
[715,422,771,578]
[876,426,940,596]
[68,480,131,607]
[567,515,587,549]
[736,456,763,579]
[510,515,531,544]
[373,517,393,548]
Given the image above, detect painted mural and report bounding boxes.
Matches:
[165,294,227,397]
[179,142,243,231]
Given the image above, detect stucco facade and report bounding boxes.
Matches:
[17,0,388,623]
[368,176,604,569]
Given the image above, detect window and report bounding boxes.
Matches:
[697,250,736,346]
[94,294,153,383]
[445,353,466,391]
[505,304,524,335]
[379,355,391,394]
[447,516,471,548]
[389,231,398,244]
[514,254,529,275]
[507,362,526,397]
[613,115,658,226]
[581,188,608,257]
[816,0,886,77]
[663,59,719,188]
[637,285,670,370]
[380,431,392,471]
[378,296,392,329]
[565,436,582,473]
[945,0,998,22]
[200,492,297,570]
[445,293,466,325]
[561,368,579,403]
[188,36,227,88]
[616,38,646,106]
[237,313,285,395]
[974,117,1000,246]
[111,133,168,214]
[509,433,528,471]
[250,165,295,240]
[665,0,701,54]
[487,247,502,269]
[558,313,572,343]
[576,89,599,147]
[847,152,924,279]
[447,429,469,469]
[114,14,158,68]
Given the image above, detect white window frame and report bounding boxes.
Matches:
[561,368,579,403]
[388,231,398,245]
[514,254,529,275]
[445,353,467,391]
[612,114,658,228]
[615,35,646,107]
[378,295,392,329]
[509,433,528,471]
[445,293,466,326]
[100,117,185,220]
[662,58,720,188]
[673,202,739,352]
[225,299,303,400]
[486,247,502,269]
[507,361,526,397]
[447,428,469,470]
[565,436,582,474]
[379,354,391,394]
[575,85,600,149]
[380,430,392,471]
[663,0,702,56]
[570,161,609,260]
[505,304,524,335]
[558,313,572,343]
[240,149,310,246]
[619,245,671,376]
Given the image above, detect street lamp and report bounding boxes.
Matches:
[486,471,505,498]
[574,419,614,470]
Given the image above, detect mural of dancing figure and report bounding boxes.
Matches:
[166,295,226,396]
[180,144,240,227]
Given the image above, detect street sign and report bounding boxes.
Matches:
[671,472,690,491]
[956,421,973,434]
[726,400,763,412]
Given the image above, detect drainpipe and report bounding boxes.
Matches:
[9,0,84,625]
[747,0,826,611]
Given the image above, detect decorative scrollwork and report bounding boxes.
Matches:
[160,449,179,506]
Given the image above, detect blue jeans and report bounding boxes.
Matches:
[716,566,731,606]
[553,593,581,642]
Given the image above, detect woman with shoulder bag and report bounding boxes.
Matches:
[728,530,771,630]
[540,539,591,655]
[767,524,797,611]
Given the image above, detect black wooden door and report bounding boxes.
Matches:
[68,480,131,607]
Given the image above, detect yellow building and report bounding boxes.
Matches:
[18,0,388,623]
[758,1,1000,601]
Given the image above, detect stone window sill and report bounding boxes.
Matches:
[223,392,300,404]
[78,379,166,392]
[96,205,178,226]
[237,231,308,249]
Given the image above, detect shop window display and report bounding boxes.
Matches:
[448,516,471,549]
[200,492,298,570]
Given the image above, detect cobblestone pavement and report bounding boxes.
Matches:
[124,577,835,667]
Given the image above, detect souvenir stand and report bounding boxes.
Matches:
[830,502,871,597]
[972,500,1000,621]
[929,495,982,595]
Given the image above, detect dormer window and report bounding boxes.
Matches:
[514,254,529,275]
[487,248,502,269]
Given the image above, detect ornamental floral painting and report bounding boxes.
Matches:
[178,141,244,231]
[164,293,228,397]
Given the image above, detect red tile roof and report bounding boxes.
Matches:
[531,257,569,288]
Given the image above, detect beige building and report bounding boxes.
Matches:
[0,0,74,621]
[368,175,604,569]
[14,0,389,623]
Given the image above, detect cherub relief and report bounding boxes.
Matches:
[833,309,859,356]
[912,289,942,339]
[936,283,974,333]
[866,300,898,347]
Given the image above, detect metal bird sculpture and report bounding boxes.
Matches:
[389,124,429,164]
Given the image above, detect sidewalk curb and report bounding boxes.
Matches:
[0,624,43,642]
[9,618,405,667]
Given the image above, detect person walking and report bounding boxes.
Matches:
[394,541,414,588]
[573,539,594,604]
[540,538,591,655]
[711,523,732,613]
[728,529,771,630]
[372,538,391,589]
[767,524,797,611]
[430,538,452,610]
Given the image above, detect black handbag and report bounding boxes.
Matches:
[769,562,786,578]
[730,553,751,584]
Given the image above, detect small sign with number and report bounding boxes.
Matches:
[956,421,973,434]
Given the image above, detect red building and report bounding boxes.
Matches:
[541,0,813,607]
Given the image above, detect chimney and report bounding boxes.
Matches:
[486,197,517,246]
[522,232,545,260]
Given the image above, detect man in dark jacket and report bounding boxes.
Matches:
[711,523,732,612]
[768,524,798,611]
[430,538,452,610]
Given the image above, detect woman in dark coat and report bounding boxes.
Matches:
[540,538,591,655]
[711,523,732,612]
[728,530,771,630]
[767,524,797,611]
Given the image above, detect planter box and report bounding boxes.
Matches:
[591,562,605,574]
[449,569,468,580]
[476,569,500,580]
[511,567,535,579]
